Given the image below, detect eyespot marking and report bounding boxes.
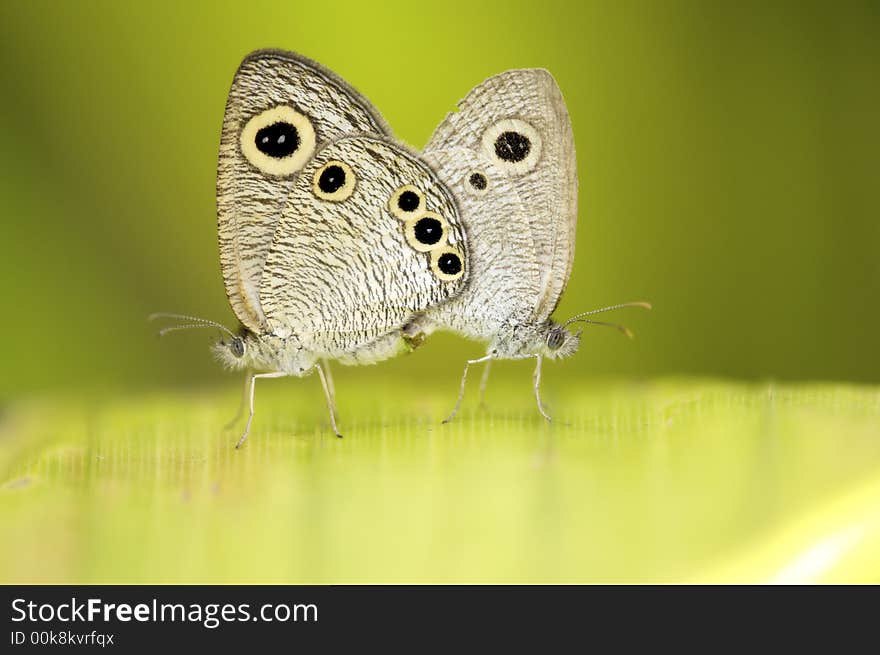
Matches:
[404,212,447,252]
[240,105,316,177]
[389,185,425,220]
[481,118,542,175]
[399,191,419,212]
[256,122,299,158]
[320,165,346,193]
[469,172,488,190]
[430,247,464,281]
[414,216,443,245]
[494,131,531,162]
[312,160,356,201]
[465,171,490,196]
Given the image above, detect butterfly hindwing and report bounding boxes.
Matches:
[217,49,391,331]
[421,147,541,339]
[259,135,468,357]
[425,69,577,322]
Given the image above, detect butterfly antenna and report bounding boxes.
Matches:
[568,320,635,339]
[562,301,651,339]
[562,301,651,328]
[148,313,237,340]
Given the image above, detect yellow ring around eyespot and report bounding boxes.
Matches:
[312,160,357,202]
[404,212,448,253]
[430,246,465,282]
[388,184,425,220]
[464,170,491,196]
[240,105,316,178]
[480,118,543,176]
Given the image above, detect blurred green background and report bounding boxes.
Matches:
[0,0,877,396]
[1,1,879,585]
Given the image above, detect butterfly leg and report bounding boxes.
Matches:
[223,368,252,430]
[314,361,343,438]
[530,354,552,422]
[321,358,336,412]
[509,354,552,422]
[442,354,494,424]
[478,359,493,411]
[236,371,287,449]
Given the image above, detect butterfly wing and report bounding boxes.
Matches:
[217,49,391,332]
[259,135,468,358]
[425,69,577,322]
[421,147,542,339]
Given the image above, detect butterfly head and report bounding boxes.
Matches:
[213,333,250,369]
[542,323,581,359]
[150,313,263,370]
[550,301,653,357]
[213,328,317,375]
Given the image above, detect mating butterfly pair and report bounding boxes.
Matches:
[153,50,648,447]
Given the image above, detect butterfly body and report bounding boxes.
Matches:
[213,326,415,375]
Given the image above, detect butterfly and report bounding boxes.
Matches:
[154,50,468,446]
[153,49,647,446]
[405,69,650,422]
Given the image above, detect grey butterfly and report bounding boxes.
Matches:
[409,69,649,422]
[153,50,468,445]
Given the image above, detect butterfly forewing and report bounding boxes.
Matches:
[425,69,577,322]
[217,50,391,331]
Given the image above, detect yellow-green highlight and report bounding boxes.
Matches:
[2,378,879,583]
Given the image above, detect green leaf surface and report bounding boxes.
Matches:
[2,377,879,583]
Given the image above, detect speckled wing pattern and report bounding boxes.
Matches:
[260,135,468,357]
[421,147,541,339]
[424,69,577,323]
[217,50,391,332]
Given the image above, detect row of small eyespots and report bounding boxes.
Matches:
[388,186,463,281]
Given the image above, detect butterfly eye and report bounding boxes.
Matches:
[430,246,464,281]
[546,328,565,351]
[230,337,246,358]
[240,105,316,177]
[404,212,447,252]
[465,171,490,196]
[389,185,425,220]
[481,119,543,175]
[312,160,356,202]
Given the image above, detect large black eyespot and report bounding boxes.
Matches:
[230,337,245,358]
[414,217,443,245]
[437,252,462,275]
[389,185,425,220]
[318,164,345,193]
[255,122,299,158]
[404,212,447,252]
[430,247,464,280]
[481,119,542,174]
[313,160,356,201]
[240,106,316,177]
[398,190,420,212]
[494,131,531,162]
